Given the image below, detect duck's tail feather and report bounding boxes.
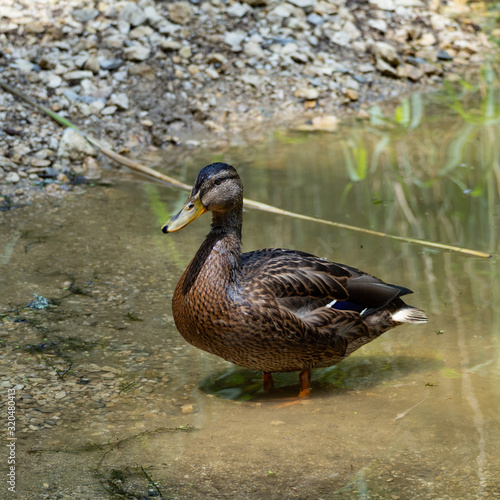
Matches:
[391,306,428,324]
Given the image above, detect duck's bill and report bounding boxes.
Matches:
[161,195,206,233]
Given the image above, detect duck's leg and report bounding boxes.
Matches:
[298,368,311,398]
[263,372,274,392]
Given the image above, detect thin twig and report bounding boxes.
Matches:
[0,80,493,259]
[394,390,430,421]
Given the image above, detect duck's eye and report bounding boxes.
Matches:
[214,178,223,186]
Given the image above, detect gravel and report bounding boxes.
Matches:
[0,0,492,205]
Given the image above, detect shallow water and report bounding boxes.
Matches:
[1,74,500,499]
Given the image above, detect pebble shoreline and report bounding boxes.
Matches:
[0,0,492,205]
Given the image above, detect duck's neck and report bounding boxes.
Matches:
[210,208,242,242]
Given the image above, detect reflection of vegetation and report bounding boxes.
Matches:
[236,62,499,256]
[198,355,439,401]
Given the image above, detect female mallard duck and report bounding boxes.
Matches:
[162,163,427,397]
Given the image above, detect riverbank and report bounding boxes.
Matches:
[0,0,493,205]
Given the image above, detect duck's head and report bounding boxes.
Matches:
[162,163,243,233]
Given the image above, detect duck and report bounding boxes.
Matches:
[162,163,428,397]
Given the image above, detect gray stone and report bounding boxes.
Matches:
[368,18,387,33]
[307,13,324,26]
[82,156,102,180]
[376,59,398,77]
[101,105,118,115]
[369,0,395,10]
[267,5,293,23]
[373,41,400,66]
[99,58,123,70]
[57,129,97,160]
[294,87,319,99]
[243,0,269,5]
[123,44,151,61]
[64,70,94,82]
[437,49,453,61]
[169,2,194,25]
[5,171,20,183]
[144,5,164,26]
[14,59,35,73]
[72,8,99,22]
[119,2,147,26]
[330,31,351,47]
[244,41,265,58]
[227,2,252,17]
[109,93,129,110]
[225,31,246,52]
[287,0,317,11]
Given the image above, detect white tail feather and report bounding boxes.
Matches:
[391,307,428,324]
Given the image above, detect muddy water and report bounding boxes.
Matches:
[1,85,500,498]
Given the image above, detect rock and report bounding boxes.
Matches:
[297,115,339,131]
[294,87,319,100]
[179,45,192,59]
[64,70,94,82]
[454,40,479,53]
[227,2,252,17]
[123,44,151,61]
[109,93,129,110]
[373,41,400,67]
[307,13,324,26]
[84,54,100,74]
[267,4,293,23]
[416,47,437,61]
[437,49,453,61]
[72,8,99,22]
[30,159,51,167]
[244,41,265,58]
[5,172,20,183]
[240,74,264,87]
[169,2,194,25]
[369,0,395,11]
[144,5,164,26]
[82,156,102,180]
[287,0,317,11]
[57,129,97,160]
[181,404,195,414]
[99,58,123,70]
[14,59,35,73]
[376,59,398,77]
[368,18,387,33]
[205,67,219,79]
[160,39,182,51]
[129,26,154,39]
[330,31,351,47]
[43,72,63,89]
[345,88,358,100]
[89,100,106,114]
[101,105,117,115]
[421,63,440,76]
[243,0,269,5]
[119,2,146,26]
[430,13,448,31]
[397,64,423,81]
[419,33,437,47]
[0,156,18,170]
[225,31,246,52]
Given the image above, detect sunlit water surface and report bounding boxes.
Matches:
[1,76,499,499]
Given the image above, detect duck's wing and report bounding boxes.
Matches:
[241,249,413,315]
[241,248,351,302]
